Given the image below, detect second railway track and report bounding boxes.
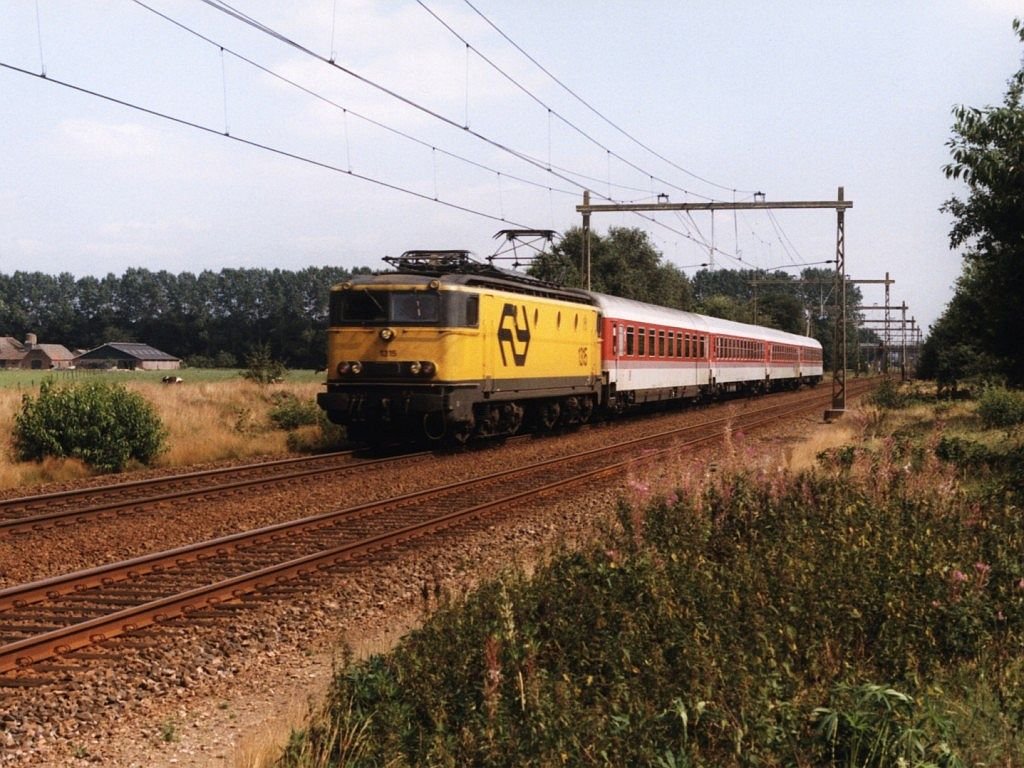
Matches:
[0,449,429,535]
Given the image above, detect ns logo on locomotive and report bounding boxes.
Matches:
[317,249,823,446]
[497,303,531,367]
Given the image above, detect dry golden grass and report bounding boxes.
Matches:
[0,378,325,491]
[786,416,862,473]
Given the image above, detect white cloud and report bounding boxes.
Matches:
[55,119,164,159]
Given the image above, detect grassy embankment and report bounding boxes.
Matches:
[0,369,336,490]
[273,381,1024,767]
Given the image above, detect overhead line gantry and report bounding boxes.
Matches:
[577,187,852,418]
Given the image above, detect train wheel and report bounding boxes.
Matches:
[503,402,524,435]
[578,396,594,424]
[448,419,474,445]
[423,412,446,442]
[539,401,561,430]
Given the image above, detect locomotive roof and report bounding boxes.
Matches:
[591,292,821,348]
[348,251,596,305]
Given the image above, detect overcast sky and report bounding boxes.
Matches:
[1,1,1021,332]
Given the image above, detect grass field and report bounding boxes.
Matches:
[0,369,333,490]
[0,367,324,389]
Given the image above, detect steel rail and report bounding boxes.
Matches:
[0,450,428,535]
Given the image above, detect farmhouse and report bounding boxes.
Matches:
[0,334,76,370]
[73,342,181,371]
[0,337,25,369]
[21,342,75,370]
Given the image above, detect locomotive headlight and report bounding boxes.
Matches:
[379,327,395,342]
[421,361,435,376]
[408,361,422,375]
[351,362,363,374]
[336,362,350,375]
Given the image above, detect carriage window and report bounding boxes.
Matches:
[612,323,618,355]
[648,329,656,357]
[658,330,665,357]
[638,327,646,356]
[626,326,635,356]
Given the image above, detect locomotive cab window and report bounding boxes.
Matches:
[391,292,440,322]
[332,289,388,323]
[331,288,469,326]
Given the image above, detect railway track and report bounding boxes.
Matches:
[0,449,427,535]
[0,380,874,677]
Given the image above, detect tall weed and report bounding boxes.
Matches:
[277,450,1024,766]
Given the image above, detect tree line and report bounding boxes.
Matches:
[0,266,361,370]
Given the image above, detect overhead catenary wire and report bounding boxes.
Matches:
[194,0,627,200]
[15,1,804,267]
[128,0,580,200]
[197,0,740,210]
[415,0,735,204]
[182,1,803,259]
[0,60,531,229]
[451,0,813,265]
[134,0,733,250]
[459,0,759,197]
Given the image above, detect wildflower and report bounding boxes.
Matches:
[1017,577,1024,591]
[951,570,968,583]
[627,477,651,505]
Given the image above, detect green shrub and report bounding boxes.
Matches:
[977,387,1024,429]
[242,342,286,384]
[934,436,990,469]
[869,378,908,409]
[13,379,167,472]
[268,392,321,431]
[812,683,962,768]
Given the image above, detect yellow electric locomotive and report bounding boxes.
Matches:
[317,251,602,445]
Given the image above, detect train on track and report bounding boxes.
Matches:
[317,250,823,445]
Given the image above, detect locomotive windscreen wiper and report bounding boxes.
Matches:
[357,287,386,315]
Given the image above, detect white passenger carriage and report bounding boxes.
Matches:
[593,293,822,411]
